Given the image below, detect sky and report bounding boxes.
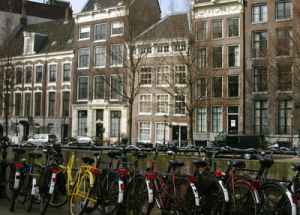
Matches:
[34,0,189,16]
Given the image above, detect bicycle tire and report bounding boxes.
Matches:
[126,175,153,215]
[229,180,259,215]
[40,194,51,215]
[259,182,296,215]
[48,172,68,208]
[69,172,94,215]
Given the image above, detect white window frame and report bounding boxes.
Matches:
[24,65,33,86]
[94,46,106,68]
[174,65,187,87]
[212,106,223,133]
[156,65,170,87]
[111,21,124,37]
[252,4,268,24]
[228,17,240,37]
[78,47,90,70]
[34,64,43,85]
[15,66,23,86]
[228,45,240,68]
[14,91,22,116]
[139,94,152,115]
[94,23,107,42]
[94,75,105,100]
[212,19,223,40]
[138,121,151,143]
[61,89,70,118]
[155,122,169,144]
[79,26,91,41]
[196,108,207,133]
[23,91,32,117]
[77,76,89,102]
[48,63,57,85]
[174,95,186,116]
[33,90,42,117]
[47,90,56,117]
[62,61,72,84]
[139,66,152,87]
[110,74,123,101]
[156,94,169,116]
[110,44,123,67]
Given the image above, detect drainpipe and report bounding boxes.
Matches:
[242,0,247,135]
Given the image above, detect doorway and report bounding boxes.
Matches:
[172,125,188,147]
[228,106,239,135]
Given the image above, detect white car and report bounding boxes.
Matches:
[69,136,94,145]
[27,134,57,146]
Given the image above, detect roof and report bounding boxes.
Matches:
[0,0,72,20]
[136,13,190,41]
[82,0,125,12]
[7,19,74,56]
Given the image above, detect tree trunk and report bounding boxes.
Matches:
[188,110,194,145]
[127,101,133,145]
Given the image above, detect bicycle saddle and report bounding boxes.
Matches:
[169,160,185,167]
[292,163,300,172]
[107,151,122,159]
[13,148,26,155]
[28,152,43,159]
[192,160,208,168]
[82,157,95,165]
[231,160,246,169]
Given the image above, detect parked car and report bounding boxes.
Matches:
[68,136,94,146]
[27,134,57,146]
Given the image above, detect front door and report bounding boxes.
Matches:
[172,126,188,147]
[228,114,238,134]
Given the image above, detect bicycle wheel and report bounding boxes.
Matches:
[48,172,68,208]
[259,183,295,215]
[126,175,153,215]
[229,180,258,215]
[69,172,95,215]
[201,180,228,215]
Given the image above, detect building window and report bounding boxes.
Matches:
[175,65,186,85]
[156,44,169,53]
[111,21,124,36]
[139,121,151,143]
[212,19,223,39]
[78,76,89,100]
[95,23,107,40]
[196,108,207,133]
[228,76,239,97]
[197,78,207,98]
[253,66,268,92]
[95,46,106,67]
[139,67,152,86]
[78,48,90,68]
[156,66,170,86]
[63,63,71,82]
[252,31,267,58]
[156,95,169,114]
[173,42,186,52]
[276,0,292,20]
[228,17,239,37]
[111,44,123,66]
[34,92,41,117]
[212,107,223,133]
[49,64,57,83]
[228,45,240,67]
[15,67,23,85]
[213,47,223,68]
[15,93,22,116]
[139,95,152,114]
[277,28,291,56]
[94,76,105,99]
[196,21,207,41]
[35,65,43,83]
[155,123,168,144]
[24,93,31,117]
[110,111,121,138]
[197,48,207,69]
[62,91,70,117]
[252,4,268,23]
[110,75,123,100]
[278,63,292,91]
[139,46,152,54]
[25,66,32,84]
[78,110,87,136]
[254,101,268,134]
[278,100,292,134]
[175,95,185,115]
[96,109,103,121]
[212,77,222,97]
[79,26,90,40]
[48,92,55,117]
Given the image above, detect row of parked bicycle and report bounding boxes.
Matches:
[0,141,300,215]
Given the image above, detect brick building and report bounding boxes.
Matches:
[71,0,161,143]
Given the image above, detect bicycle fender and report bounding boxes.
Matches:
[236,179,260,204]
[13,171,21,190]
[218,180,229,202]
[49,173,57,194]
[261,182,296,215]
[145,179,154,203]
[190,182,200,206]
[118,179,124,203]
[86,171,95,187]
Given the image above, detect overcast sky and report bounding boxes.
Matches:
[34,0,189,16]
